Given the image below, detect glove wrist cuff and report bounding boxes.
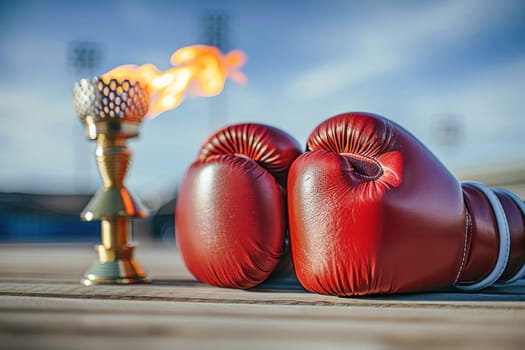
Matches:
[456,181,510,291]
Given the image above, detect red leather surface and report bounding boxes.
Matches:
[289,112,467,295]
[198,123,302,188]
[459,185,499,284]
[176,123,301,289]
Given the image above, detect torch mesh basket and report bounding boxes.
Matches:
[73,77,150,123]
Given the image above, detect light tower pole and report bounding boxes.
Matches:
[67,41,103,192]
[202,10,230,131]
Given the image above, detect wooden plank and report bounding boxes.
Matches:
[1,296,524,350]
[1,244,525,349]
[1,244,524,305]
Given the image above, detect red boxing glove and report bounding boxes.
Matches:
[176,123,302,289]
[288,112,525,296]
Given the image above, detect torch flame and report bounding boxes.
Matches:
[102,45,247,118]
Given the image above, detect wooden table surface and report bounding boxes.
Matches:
[1,243,524,350]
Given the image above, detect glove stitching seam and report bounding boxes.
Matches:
[454,210,471,285]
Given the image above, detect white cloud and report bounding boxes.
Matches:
[285,53,401,99]
[0,80,94,186]
[284,0,519,99]
[406,53,525,173]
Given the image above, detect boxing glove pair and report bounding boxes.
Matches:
[176,112,525,295]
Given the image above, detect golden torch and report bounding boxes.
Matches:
[73,45,246,285]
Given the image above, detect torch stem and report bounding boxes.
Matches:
[96,134,129,189]
[101,217,130,248]
[97,217,132,263]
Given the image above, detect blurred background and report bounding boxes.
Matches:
[1,0,524,243]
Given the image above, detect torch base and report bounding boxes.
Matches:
[81,245,151,286]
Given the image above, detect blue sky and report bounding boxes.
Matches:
[1,0,524,203]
